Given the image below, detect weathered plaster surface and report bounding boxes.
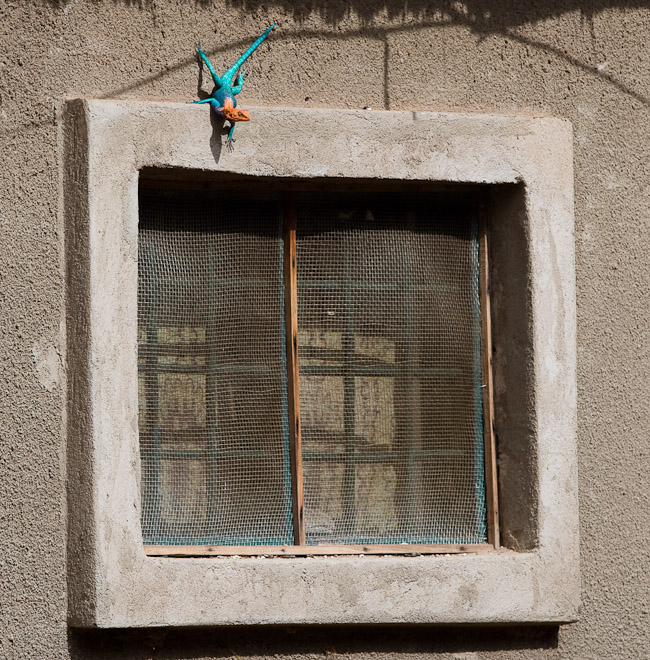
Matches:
[65,99,576,628]
[0,1,649,658]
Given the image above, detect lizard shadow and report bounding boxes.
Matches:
[209,111,226,164]
[196,53,226,164]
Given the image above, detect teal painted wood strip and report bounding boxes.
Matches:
[137,363,276,374]
[298,364,463,377]
[143,241,163,544]
[342,248,357,537]
[403,212,416,538]
[298,279,464,294]
[279,201,294,544]
[470,207,488,542]
[147,534,295,546]
[151,275,271,287]
[302,449,468,463]
[159,448,278,460]
[205,238,219,539]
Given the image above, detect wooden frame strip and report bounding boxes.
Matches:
[479,199,500,547]
[145,543,494,557]
[283,192,306,546]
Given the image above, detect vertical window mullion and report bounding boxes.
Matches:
[479,199,499,547]
[404,211,416,540]
[141,245,162,543]
[205,245,218,541]
[283,192,306,546]
[342,247,357,540]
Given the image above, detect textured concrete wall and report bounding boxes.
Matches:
[0,1,648,658]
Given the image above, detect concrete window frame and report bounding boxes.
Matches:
[65,99,578,628]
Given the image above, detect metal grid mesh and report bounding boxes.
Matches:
[296,193,487,545]
[138,186,487,548]
[138,189,292,545]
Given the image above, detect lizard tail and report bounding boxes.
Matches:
[223,22,276,83]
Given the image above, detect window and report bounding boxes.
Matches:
[137,184,498,554]
[66,99,578,627]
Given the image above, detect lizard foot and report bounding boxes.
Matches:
[225,138,236,152]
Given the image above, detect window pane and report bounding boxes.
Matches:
[138,189,292,545]
[296,193,487,545]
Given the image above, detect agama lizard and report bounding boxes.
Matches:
[192,22,276,150]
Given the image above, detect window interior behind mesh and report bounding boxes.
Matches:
[137,184,488,548]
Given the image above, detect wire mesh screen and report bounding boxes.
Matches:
[296,192,487,545]
[138,189,292,545]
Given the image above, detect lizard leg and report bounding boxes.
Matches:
[192,100,225,118]
[231,70,247,96]
[225,121,236,151]
[196,42,223,89]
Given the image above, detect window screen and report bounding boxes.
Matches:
[138,190,292,545]
[138,186,488,548]
[297,194,486,544]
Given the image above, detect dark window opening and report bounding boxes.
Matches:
[138,181,497,553]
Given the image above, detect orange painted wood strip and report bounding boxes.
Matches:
[283,193,306,546]
[479,201,500,548]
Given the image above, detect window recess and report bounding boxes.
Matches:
[138,184,498,556]
[67,100,578,627]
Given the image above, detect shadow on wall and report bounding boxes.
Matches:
[38,0,649,27]
[104,0,650,109]
[4,0,648,141]
[62,0,646,111]
[68,624,559,659]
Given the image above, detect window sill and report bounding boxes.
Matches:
[144,543,494,556]
[65,99,578,628]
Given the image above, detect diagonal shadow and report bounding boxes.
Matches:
[3,7,649,141]
[96,18,649,107]
[39,0,650,28]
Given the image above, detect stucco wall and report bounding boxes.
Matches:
[0,1,648,658]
